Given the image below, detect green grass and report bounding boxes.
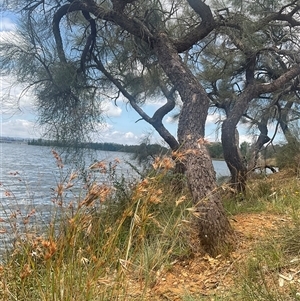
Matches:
[223,171,300,216]
[1,157,300,300]
[183,171,300,301]
[0,156,193,300]
[233,221,300,301]
[219,172,300,301]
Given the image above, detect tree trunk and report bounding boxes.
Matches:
[222,123,248,193]
[154,33,235,256]
[278,101,299,146]
[221,87,257,193]
[178,109,235,256]
[247,115,271,172]
[222,126,248,193]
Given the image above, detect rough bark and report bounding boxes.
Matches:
[154,33,235,256]
[278,101,299,146]
[179,111,235,255]
[222,121,248,193]
[247,115,271,172]
[221,87,256,193]
[222,63,300,192]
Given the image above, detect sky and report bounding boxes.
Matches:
[0,11,272,146]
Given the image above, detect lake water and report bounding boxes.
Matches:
[0,143,137,205]
[0,143,229,252]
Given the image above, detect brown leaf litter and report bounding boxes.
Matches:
[124,213,293,300]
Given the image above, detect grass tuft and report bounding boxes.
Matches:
[0,154,193,300]
[2,155,300,300]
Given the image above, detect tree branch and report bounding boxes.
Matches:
[111,0,137,12]
[52,4,70,63]
[92,55,179,149]
[173,0,216,52]
[152,86,176,122]
[174,23,215,53]
[257,64,300,94]
[186,0,214,23]
[80,10,97,72]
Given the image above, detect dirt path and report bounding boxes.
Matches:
[140,213,292,300]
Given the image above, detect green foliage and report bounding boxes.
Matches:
[223,171,300,216]
[207,142,224,159]
[131,142,170,166]
[240,141,251,160]
[275,141,300,173]
[28,138,169,155]
[220,176,300,300]
[279,221,300,256]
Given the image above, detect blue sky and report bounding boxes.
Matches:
[0,13,275,146]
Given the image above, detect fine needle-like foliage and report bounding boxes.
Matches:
[2,0,300,255]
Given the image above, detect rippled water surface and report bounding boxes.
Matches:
[0,143,229,253]
[0,143,138,252]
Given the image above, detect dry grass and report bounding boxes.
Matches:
[1,153,300,300]
[0,152,193,300]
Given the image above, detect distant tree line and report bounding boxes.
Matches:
[28,138,229,159]
[28,138,169,154]
[4,0,300,255]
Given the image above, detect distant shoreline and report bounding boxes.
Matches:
[1,137,227,160]
[0,140,28,144]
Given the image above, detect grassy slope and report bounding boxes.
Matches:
[1,161,300,301]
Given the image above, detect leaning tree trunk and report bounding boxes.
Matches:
[178,101,235,256]
[221,87,258,193]
[222,123,248,193]
[154,33,235,256]
[248,115,271,172]
[279,101,299,146]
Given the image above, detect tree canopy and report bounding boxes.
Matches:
[2,0,300,255]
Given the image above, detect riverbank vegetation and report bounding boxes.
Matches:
[28,139,229,159]
[1,1,300,297]
[27,138,292,163]
[3,0,300,256]
[1,153,300,300]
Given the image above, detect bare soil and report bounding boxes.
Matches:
[127,213,294,300]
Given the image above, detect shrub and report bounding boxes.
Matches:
[275,141,300,174]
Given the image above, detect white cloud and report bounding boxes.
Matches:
[99,122,113,131]
[165,116,177,124]
[206,113,222,125]
[238,134,256,145]
[1,76,37,117]
[147,98,168,108]
[0,28,25,49]
[99,129,141,145]
[124,132,135,139]
[0,17,16,32]
[100,100,122,117]
[0,119,40,138]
